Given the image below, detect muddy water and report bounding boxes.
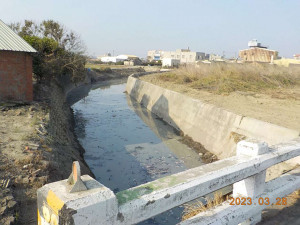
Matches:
[72,80,205,224]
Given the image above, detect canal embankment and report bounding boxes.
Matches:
[71,76,223,224]
[126,74,300,180]
[0,67,146,224]
[48,67,150,180]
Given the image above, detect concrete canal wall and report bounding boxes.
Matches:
[126,75,300,166]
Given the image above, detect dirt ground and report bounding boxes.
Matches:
[141,74,300,225]
[141,74,300,131]
[0,103,51,224]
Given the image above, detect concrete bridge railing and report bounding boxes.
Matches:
[37,138,300,225]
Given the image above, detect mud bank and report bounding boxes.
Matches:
[47,78,94,180]
[126,75,300,178]
[48,68,154,179]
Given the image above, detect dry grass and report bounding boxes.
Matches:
[156,63,300,94]
[85,63,126,70]
[230,132,246,143]
[182,191,229,221]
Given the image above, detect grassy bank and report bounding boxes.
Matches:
[155,63,300,95]
[141,63,300,130]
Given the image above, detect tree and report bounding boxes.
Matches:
[10,20,86,82]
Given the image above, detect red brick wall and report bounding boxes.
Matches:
[0,51,33,102]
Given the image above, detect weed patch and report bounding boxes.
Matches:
[182,191,229,221]
[156,64,300,94]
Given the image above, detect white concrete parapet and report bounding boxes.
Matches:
[180,167,300,225]
[37,162,118,225]
[233,140,268,224]
[37,138,300,225]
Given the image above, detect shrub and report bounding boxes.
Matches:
[10,20,87,83]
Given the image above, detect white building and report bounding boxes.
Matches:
[162,58,180,67]
[147,49,205,64]
[294,54,300,60]
[100,54,139,63]
[100,56,121,63]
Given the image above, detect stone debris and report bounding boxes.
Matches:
[15,110,23,116]
[0,188,17,225]
[0,179,11,188]
[7,201,17,209]
[29,106,37,112]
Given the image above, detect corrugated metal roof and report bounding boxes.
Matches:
[0,20,37,53]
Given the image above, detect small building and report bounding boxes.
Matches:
[0,20,37,102]
[209,54,223,61]
[117,55,139,61]
[162,58,180,67]
[239,39,278,63]
[147,49,206,64]
[294,54,300,60]
[273,58,300,67]
[100,56,121,63]
[124,58,142,66]
[100,54,139,63]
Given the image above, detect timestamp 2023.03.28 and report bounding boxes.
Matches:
[229,197,287,206]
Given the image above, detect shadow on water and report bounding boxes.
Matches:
[67,78,128,106]
[72,80,205,224]
[126,95,205,169]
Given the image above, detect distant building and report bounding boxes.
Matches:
[0,20,37,102]
[147,49,205,64]
[274,58,300,67]
[124,58,142,66]
[294,54,300,60]
[100,54,139,63]
[100,56,121,63]
[162,58,180,67]
[209,54,223,61]
[205,53,210,60]
[147,50,164,61]
[239,39,278,63]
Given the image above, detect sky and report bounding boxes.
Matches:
[1,0,299,58]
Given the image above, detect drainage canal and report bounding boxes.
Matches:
[72,80,205,224]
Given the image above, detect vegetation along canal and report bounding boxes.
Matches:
[72,80,205,224]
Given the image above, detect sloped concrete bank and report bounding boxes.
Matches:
[126,75,300,171]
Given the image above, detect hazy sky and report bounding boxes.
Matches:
[1,0,299,58]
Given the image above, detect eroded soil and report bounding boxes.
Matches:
[0,103,51,224]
